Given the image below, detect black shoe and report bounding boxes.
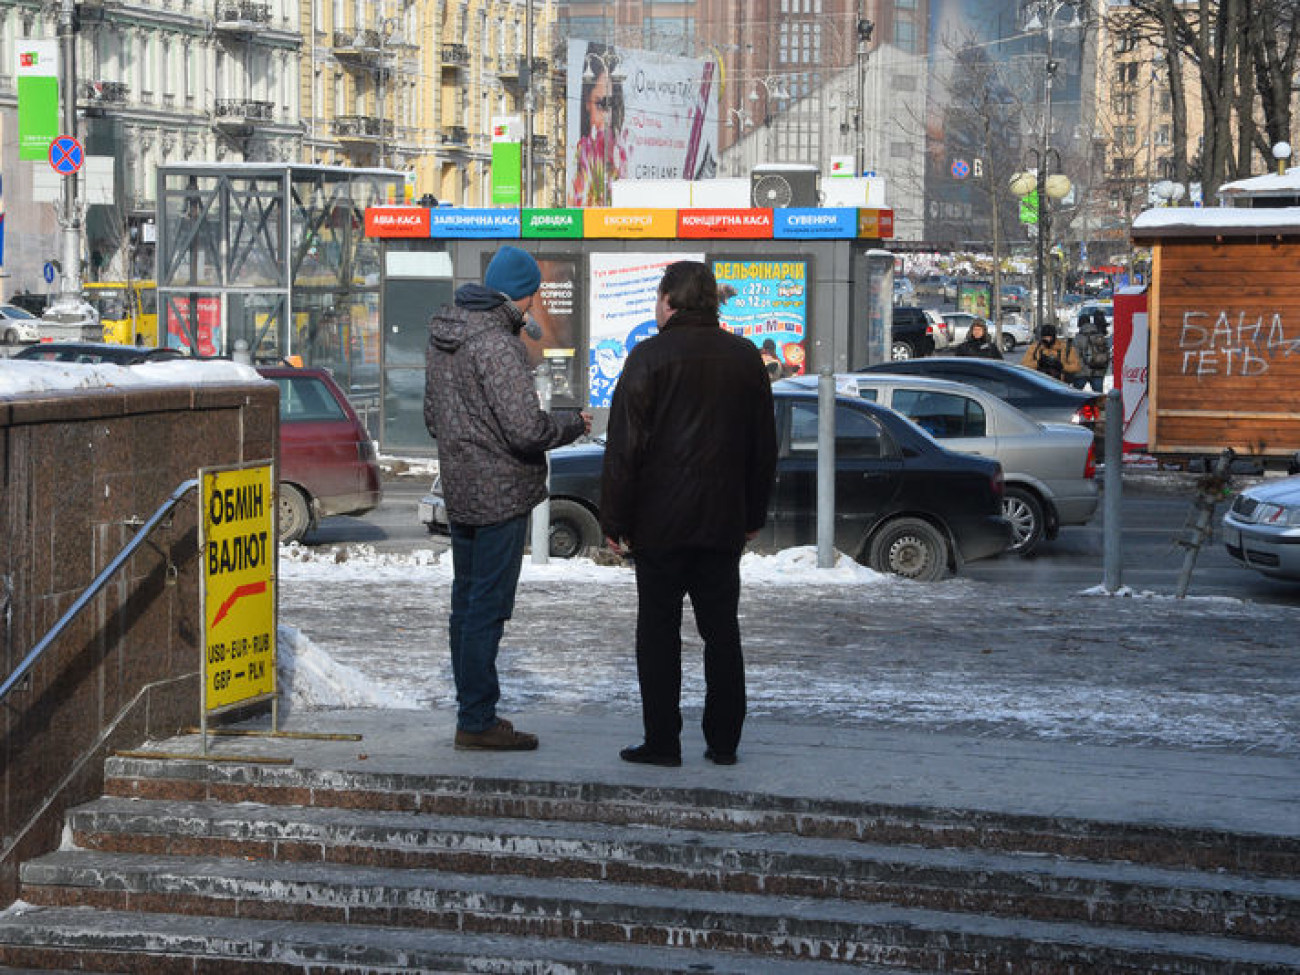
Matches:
[620,744,682,767]
[704,748,738,766]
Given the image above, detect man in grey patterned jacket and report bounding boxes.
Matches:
[425,245,590,751]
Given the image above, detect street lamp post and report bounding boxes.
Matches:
[1011,0,1080,335]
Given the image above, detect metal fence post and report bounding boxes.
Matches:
[1102,387,1123,593]
[817,367,835,569]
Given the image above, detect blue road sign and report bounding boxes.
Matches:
[49,135,84,175]
[43,262,56,284]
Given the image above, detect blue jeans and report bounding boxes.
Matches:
[448,514,529,732]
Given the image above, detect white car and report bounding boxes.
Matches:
[776,372,1099,555]
[0,304,41,345]
[1222,474,1300,581]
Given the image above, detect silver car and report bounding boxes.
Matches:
[778,373,1098,555]
[1222,474,1300,581]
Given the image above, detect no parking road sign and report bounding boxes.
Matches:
[48,134,83,175]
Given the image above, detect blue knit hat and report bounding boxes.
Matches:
[485,245,542,300]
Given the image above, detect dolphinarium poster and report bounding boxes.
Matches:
[588,252,703,407]
[713,259,808,376]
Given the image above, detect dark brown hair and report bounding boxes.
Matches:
[658,261,719,315]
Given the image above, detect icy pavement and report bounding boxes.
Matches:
[277,545,1300,757]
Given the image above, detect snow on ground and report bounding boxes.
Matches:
[277,544,1300,755]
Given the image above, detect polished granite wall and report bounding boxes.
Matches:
[0,381,278,905]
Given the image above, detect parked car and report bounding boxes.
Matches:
[999,284,1030,312]
[13,341,185,364]
[888,306,940,361]
[0,305,41,345]
[1222,474,1300,581]
[423,390,1011,581]
[859,357,1105,449]
[256,366,382,543]
[5,293,48,318]
[778,373,1098,555]
[997,313,1034,352]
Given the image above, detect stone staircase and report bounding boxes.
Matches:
[0,752,1296,973]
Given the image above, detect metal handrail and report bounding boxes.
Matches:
[0,478,199,705]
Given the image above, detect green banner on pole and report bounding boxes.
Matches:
[521,208,583,239]
[17,40,59,162]
[491,142,522,206]
[1019,190,1039,225]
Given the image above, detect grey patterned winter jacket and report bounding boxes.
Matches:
[424,285,585,526]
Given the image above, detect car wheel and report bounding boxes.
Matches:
[890,339,915,361]
[548,499,600,559]
[1,327,18,345]
[278,483,313,544]
[868,517,949,582]
[1003,486,1045,557]
[1001,333,1017,354]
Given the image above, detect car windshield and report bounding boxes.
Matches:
[0,305,35,320]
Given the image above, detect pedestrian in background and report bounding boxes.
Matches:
[424,245,591,752]
[600,261,778,768]
[1021,322,1081,383]
[952,318,1003,359]
[1072,310,1111,393]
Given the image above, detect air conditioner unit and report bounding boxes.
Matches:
[750,166,819,208]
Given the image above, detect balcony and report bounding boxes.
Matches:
[441,43,470,69]
[214,1,270,33]
[496,56,523,81]
[335,114,394,145]
[213,98,275,137]
[334,29,386,67]
[440,125,470,150]
[530,134,548,154]
[81,80,129,117]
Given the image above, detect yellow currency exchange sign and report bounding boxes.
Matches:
[201,462,276,713]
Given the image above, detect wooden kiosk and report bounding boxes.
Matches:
[1131,171,1300,467]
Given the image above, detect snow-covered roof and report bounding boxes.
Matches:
[1131,205,1300,239]
[0,359,265,398]
[1218,166,1300,197]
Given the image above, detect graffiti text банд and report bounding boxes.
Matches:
[1179,311,1300,376]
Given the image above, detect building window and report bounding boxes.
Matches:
[1112,157,1134,177]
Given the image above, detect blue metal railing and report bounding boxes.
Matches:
[0,478,199,704]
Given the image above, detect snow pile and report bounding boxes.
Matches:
[278,543,893,590]
[277,623,418,712]
[0,358,264,397]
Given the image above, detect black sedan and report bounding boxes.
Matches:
[13,342,185,365]
[426,390,1011,582]
[860,357,1104,434]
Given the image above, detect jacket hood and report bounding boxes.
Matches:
[429,286,513,354]
[455,282,510,311]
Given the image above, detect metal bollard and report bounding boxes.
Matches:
[530,365,552,564]
[1102,388,1123,592]
[817,367,836,569]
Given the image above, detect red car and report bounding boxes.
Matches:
[256,366,382,543]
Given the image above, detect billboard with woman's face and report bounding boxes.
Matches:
[566,40,719,207]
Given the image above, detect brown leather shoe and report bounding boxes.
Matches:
[454,718,539,751]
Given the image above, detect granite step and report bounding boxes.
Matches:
[0,905,899,974]
[103,755,1300,877]
[15,853,1300,974]
[61,796,1300,944]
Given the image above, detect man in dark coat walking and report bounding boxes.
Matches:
[425,245,589,752]
[600,261,778,767]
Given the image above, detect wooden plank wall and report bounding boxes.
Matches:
[1149,238,1300,457]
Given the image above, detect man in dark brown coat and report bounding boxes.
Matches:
[600,261,777,767]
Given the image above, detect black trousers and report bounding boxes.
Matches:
[632,547,747,756]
